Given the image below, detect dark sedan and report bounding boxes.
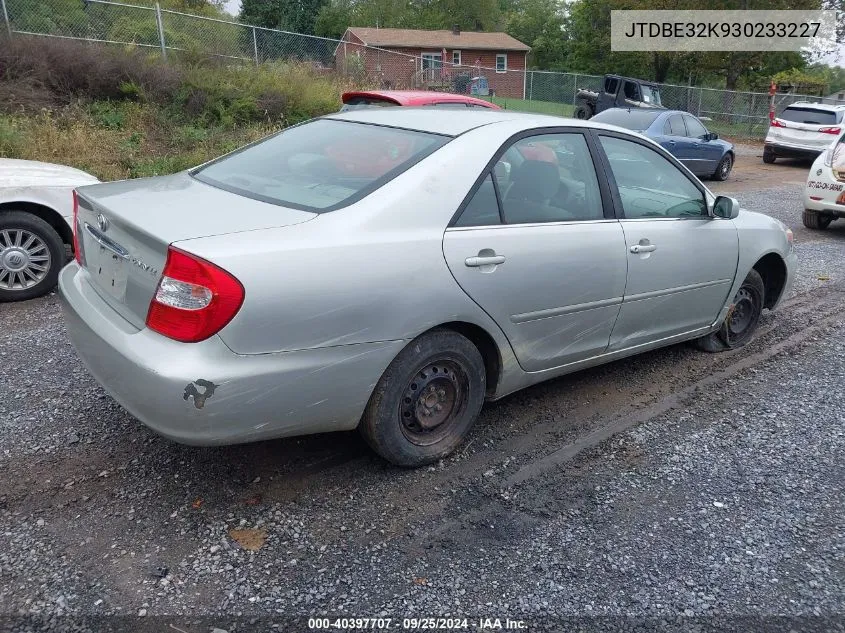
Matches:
[591,108,735,181]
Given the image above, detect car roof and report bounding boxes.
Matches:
[342,90,498,108]
[785,101,845,112]
[326,107,620,137]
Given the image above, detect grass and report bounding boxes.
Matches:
[485,96,576,118]
[0,37,352,180]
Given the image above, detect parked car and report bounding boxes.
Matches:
[591,108,735,180]
[340,90,501,111]
[764,102,845,163]
[0,159,100,301]
[60,109,796,467]
[802,128,845,229]
[574,74,664,120]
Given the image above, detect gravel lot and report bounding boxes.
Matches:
[2,164,845,632]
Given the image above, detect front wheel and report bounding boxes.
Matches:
[802,209,833,230]
[0,211,66,302]
[695,269,765,353]
[359,329,486,467]
[712,154,733,181]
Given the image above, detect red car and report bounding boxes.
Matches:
[340,90,500,111]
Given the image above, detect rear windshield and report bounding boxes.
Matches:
[592,108,662,130]
[340,96,398,111]
[779,106,841,125]
[193,119,448,211]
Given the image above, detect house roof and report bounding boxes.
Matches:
[345,27,530,52]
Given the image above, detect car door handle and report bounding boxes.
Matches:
[630,244,657,254]
[465,255,506,267]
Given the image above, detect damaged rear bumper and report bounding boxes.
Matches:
[59,262,404,445]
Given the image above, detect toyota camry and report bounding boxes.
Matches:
[60,108,796,467]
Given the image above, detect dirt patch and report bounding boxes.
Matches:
[709,140,813,194]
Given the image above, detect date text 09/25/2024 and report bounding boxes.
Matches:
[308,618,528,630]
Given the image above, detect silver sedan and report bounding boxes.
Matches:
[60,109,796,467]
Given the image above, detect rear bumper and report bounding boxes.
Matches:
[764,140,827,157]
[59,262,404,445]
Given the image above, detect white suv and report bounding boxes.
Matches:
[764,102,845,164]
[802,129,845,229]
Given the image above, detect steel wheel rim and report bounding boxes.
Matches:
[728,287,756,337]
[0,229,52,291]
[399,358,469,446]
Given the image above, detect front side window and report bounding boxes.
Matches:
[683,115,707,138]
[599,136,707,219]
[194,120,447,212]
[605,77,619,94]
[496,54,507,72]
[623,81,640,101]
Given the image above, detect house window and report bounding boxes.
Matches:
[453,50,461,66]
[495,54,507,73]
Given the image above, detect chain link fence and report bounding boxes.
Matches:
[3,0,844,140]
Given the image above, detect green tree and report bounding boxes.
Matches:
[504,0,567,69]
[240,0,329,35]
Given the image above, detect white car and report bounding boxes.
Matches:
[802,129,845,229]
[0,159,100,301]
[764,102,845,164]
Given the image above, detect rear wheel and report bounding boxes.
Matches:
[762,146,776,164]
[712,153,733,181]
[574,103,592,120]
[695,269,765,353]
[359,329,486,467]
[0,211,66,302]
[802,209,833,230]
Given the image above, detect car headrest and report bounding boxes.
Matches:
[508,160,560,201]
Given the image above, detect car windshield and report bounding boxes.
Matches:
[592,109,662,130]
[640,85,661,106]
[193,119,448,212]
[779,107,840,125]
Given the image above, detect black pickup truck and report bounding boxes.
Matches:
[574,74,665,119]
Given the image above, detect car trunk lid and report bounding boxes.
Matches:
[74,172,315,328]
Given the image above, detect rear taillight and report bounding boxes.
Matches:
[770,119,786,128]
[820,127,841,135]
[146,246,244,343]
[72,190,83,265]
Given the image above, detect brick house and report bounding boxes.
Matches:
[335,27,530,99]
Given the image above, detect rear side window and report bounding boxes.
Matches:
[193,120,448,212]
[665,114,685,136]
[779,107,839,125]
[455,174,500,227]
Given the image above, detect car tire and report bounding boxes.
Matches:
[574,104,592,120]
[802,209,833,230]
[762,146,776,164]
[694,269,765,353]
[0,211,66,302]
[712,154,733,181]
[359,329,486,467]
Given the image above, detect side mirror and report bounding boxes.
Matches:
[713,195,740,219]
[709,132,719,140]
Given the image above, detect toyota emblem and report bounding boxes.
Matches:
[97,214,109,232]
[816,169,822,176]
